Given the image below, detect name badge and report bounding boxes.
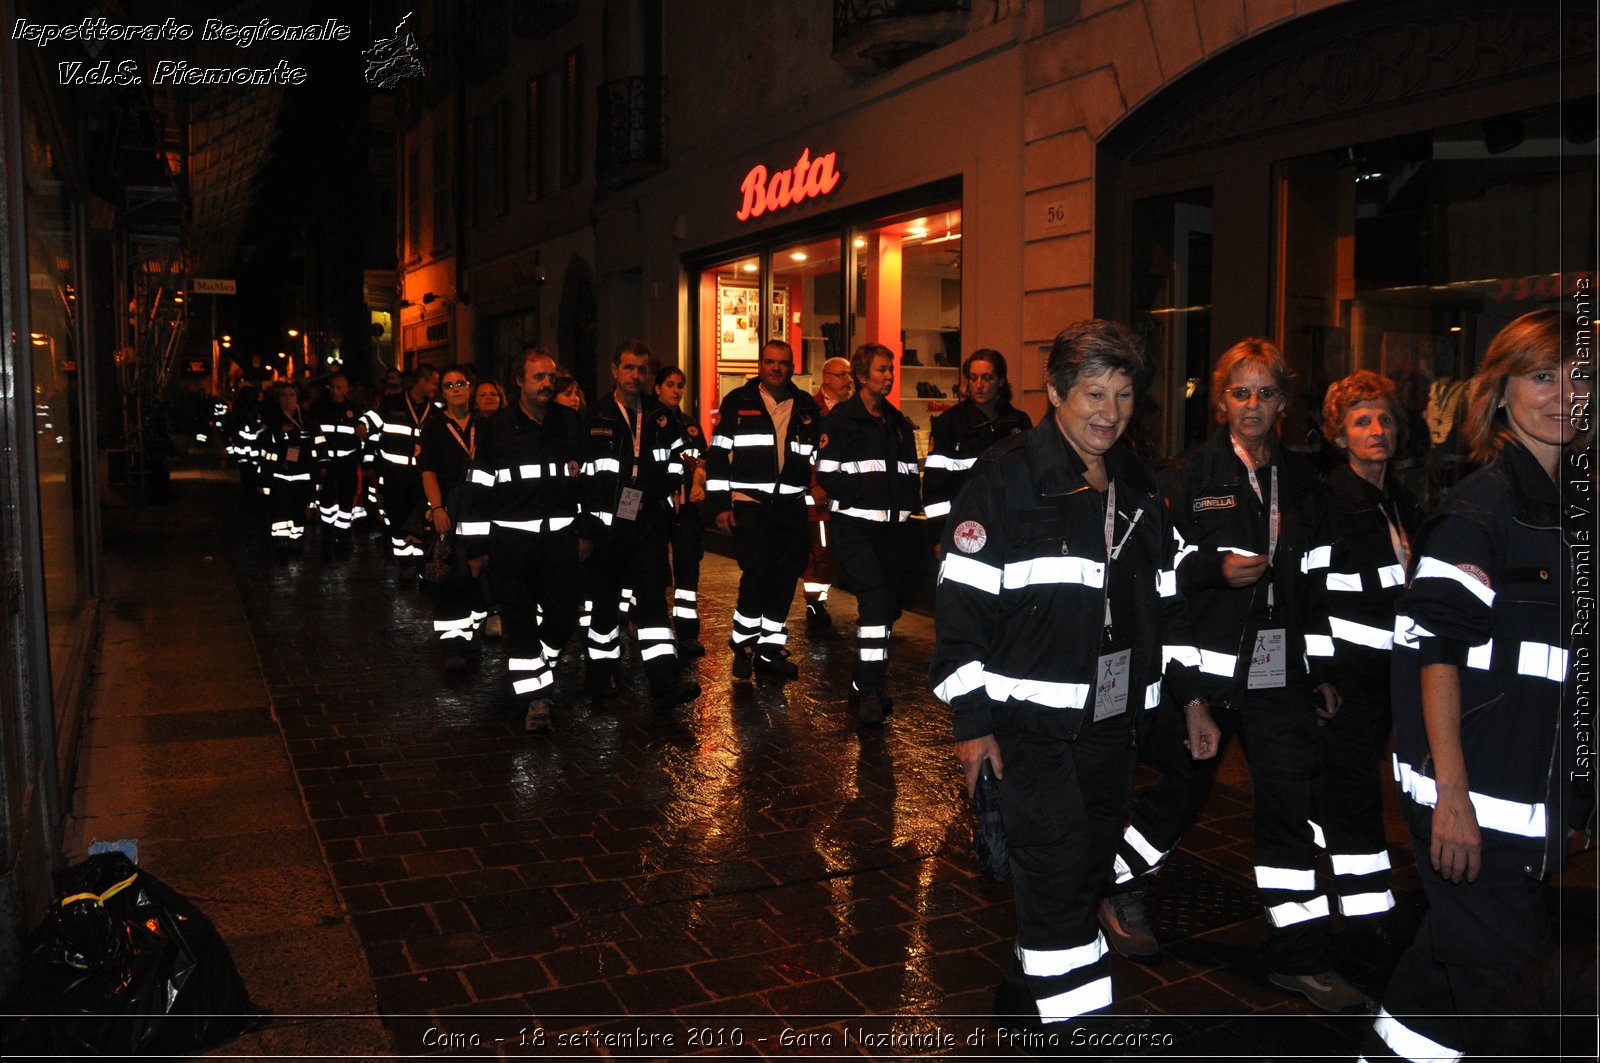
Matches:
[1247,628,1288,689]
[286,447,300,463]
[617,486,643,522]
[1093,649,1132,721]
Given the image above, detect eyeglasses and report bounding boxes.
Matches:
[1226,386,1282,402]
[442,380,469,390]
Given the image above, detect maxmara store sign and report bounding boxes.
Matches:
[735,147,843,222]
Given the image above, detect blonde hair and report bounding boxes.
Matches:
[1462,311,1563,464]
[1212,338,1291,423]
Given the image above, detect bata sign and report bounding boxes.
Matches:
[735,148,843,221]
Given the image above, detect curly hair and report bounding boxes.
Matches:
[1321,369,1401,444]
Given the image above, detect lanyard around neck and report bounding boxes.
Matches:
[445,415,475,461]
[1230,435,1279,564]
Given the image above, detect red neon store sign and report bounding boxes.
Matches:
[735,147,843,222]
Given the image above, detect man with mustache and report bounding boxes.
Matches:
[458,346,590,733]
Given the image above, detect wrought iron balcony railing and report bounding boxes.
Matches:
[595,77,668,190]
[833,0,972,71]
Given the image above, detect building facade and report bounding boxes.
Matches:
[399,0,1592,493]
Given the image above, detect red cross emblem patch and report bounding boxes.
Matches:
[953,520,987,554]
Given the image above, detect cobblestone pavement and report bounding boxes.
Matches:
[219,482,1595,1062]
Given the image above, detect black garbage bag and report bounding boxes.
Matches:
[9,852,267,1057]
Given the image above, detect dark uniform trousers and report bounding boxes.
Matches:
[490,527,582,700]
[995,717,1135,1022]
[670,503,704,645]
[730,498,810,653]
[430,486,487,647]
[1360,841,1552,1061]
[1110,685,1331,974]
[320,462,361,539]
[830,515,904,697]
[1311,643,1395,918]
[587,506,679,690]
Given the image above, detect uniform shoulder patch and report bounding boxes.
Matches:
[1193,495,1235,512]
[1458,562,1492,589]
[818,433,829,450]
[656,413,669,428]
[953,520,988,554]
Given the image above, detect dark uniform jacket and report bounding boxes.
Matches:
[374,391,438,472]
[931,422,1200,741]
[1161,426,1333,705]
[418,412,478,503]
[1316,464,1423,655]
[921,398,1032,521]
[309,397,365,467]
[705,380,822,513]
[261,405,315,482]
[815,393,921,523]
[1391,440,1588,877]
[456,403,587,558]
[582,397,689,532]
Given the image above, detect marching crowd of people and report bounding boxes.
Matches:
[215,312,1590,1060]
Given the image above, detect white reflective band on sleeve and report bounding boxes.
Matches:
[1466,639,1494,670]
[857,625,889,638]
[1144,681,1162,709]
[710,434,733,449]
[1305,633,1336,658]
[1199,649,1238,676]
[897,461,919,475]
[984,671,1090,709]
[922,453,956,470]
[1338,890,1396,917]
[1017,934,1107,978]
[1326,571,1365,592]
[938,554,1003,595]
[1393,757,1547,837]
[1157,569,1177,598]
[729,480,779,492]
[705,478,730,491]
[831,458,887,473]
[1002,554,1105,590]
[790,442,815,456]
[1374,1008,1463,1062]
[1377,563,1406,588]
[934,660,986,703]
[1330,849,1393,876]
[779,483,808,494]
[1392,614,1435,648]
[1034,976,1113,1025]
[1518,641,1568,682]
[381,451,415,465]
[1301,545,1332,571]
[591,457,622,474]
[1413,555,1495,606]
[922,499,952,518]
[1330,615,1395,650]
[1265,894,1329,927]
[1255,865,1317,891]
[1162,643,1202,669]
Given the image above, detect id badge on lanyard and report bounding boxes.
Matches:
[617,400,645,520]
[1247,627,1288,689]
[1093,481,1144,720]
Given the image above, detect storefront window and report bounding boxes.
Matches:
[692,192,962,446]
[1129,190,1213,456]
[772,234,842,397]
[1273,99,1595,503]
[855,203,961,452]
[22,92,89,711]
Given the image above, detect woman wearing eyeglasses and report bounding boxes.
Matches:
[419,367,487,672]
[1100,339,1362,1012]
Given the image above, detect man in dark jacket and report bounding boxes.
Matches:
[582,340,699,712]
[309,372,367,556]
[458,347,588,733]
[706,340,822,680]
[374,363,440,568]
